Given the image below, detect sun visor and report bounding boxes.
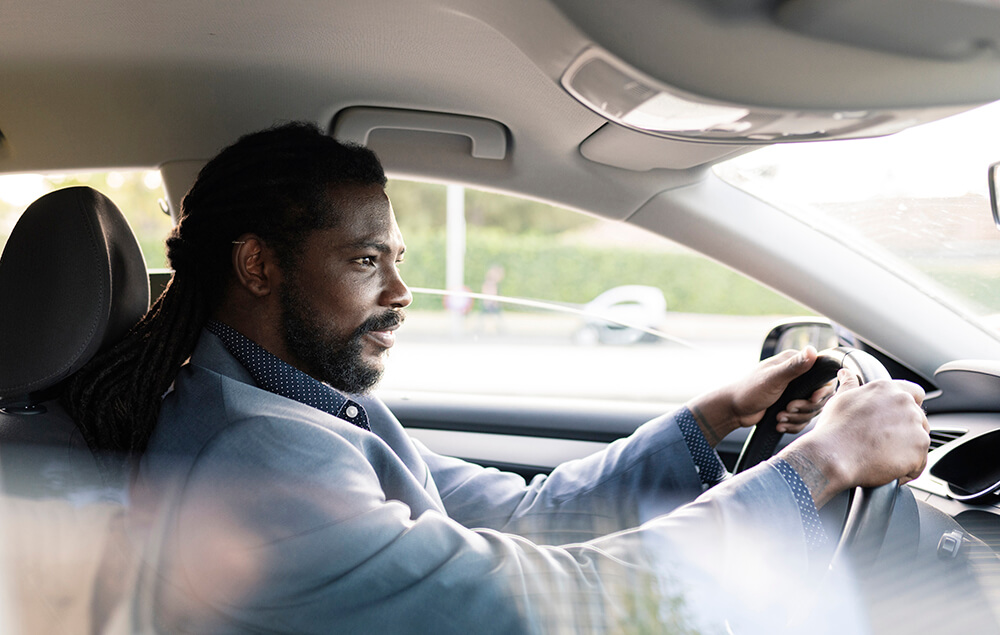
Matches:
[580,124,750,171]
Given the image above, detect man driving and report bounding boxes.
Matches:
[65,122,929,633]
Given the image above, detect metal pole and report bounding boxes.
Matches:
[446,185,466,335]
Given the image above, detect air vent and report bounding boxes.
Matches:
[929,429,967,451]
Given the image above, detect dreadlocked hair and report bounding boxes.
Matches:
[63,121,387,473]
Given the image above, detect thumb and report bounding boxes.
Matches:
[836,368,860,392]
[769,345,818,383]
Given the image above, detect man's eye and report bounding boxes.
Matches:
[356,256,376,267]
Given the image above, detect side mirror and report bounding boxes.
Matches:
[759,319,846,361]
[989,161,1000,231]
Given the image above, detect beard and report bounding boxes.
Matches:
[279,283,404,394]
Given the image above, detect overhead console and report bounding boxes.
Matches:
[552,0,1000,144]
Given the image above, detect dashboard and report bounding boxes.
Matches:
[911,412,1000,552]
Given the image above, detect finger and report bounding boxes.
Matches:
[785,396,825,415]
[777,409,817,425]
[761,348,800,368]
[776,420,810,434]
[900,460,928,485]
[895,380,926,406]
[765,346,818,382]
[776,407,816,427]
[807,380,836,404]
[755,349,798,376]
[836,368,860,392]
[901,443,929,484]
[794,345,818,373]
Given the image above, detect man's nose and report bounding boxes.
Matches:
[383,269,412,308]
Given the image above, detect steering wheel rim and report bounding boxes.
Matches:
[734,347,899,572]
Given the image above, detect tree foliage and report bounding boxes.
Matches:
[0,172,172,267]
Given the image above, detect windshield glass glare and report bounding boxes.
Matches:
[715,101,1000,334]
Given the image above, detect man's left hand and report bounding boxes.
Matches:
[687,346,834,446]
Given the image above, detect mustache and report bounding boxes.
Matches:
[356,309,406,335]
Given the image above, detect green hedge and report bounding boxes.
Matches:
[401,228,809,315]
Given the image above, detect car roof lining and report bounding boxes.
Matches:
[4,0,1000,225]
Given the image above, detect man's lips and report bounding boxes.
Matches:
[363,325,399,349]
[359,311,404,350]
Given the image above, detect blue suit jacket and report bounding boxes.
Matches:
[136,331,832,633]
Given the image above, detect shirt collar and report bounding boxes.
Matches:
[205,320,370,431]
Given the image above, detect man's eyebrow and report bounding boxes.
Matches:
[350,240,405,255]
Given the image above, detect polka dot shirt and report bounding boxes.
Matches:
[206,320,370,431]
[677,407,828,551]
[772,456,829,550]
[676,408,728,487]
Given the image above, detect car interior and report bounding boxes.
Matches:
[4,0,1000,632]
[0,187,148,632]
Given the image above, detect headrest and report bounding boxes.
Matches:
[0,187,150,405]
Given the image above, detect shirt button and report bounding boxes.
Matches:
[345,405,359,418]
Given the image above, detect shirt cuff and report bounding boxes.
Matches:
[676,407,728,488]
[770,456,830,551]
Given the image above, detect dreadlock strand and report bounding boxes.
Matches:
[125,275,208,455]
[64,272,206,459]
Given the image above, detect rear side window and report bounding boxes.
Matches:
[0,171,171,268]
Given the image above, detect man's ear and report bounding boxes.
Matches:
[231,233,280,297]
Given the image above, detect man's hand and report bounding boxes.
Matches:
[779,370,930,508]
[687,347,834,446]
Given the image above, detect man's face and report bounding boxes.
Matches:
[278,183,411,394]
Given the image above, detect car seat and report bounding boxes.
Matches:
[0,185,150,496]
[0,186,151,634]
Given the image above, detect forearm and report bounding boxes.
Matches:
[687,388,741,447]
[424,411,708,542]
[777,439,850,509]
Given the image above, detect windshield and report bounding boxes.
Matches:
[716,101,1000,335]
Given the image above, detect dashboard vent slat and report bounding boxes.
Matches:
[929,429,967,451]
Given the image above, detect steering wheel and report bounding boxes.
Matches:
[734,347,899,572]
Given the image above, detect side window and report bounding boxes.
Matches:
[0,172,171,268]
[382,180,811,407]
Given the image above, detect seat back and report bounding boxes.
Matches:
[0,186,150,496]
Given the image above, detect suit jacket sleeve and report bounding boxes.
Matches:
[415,409,708,544]
[149,412,836,635]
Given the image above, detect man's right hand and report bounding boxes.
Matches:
[778,369,930,509]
